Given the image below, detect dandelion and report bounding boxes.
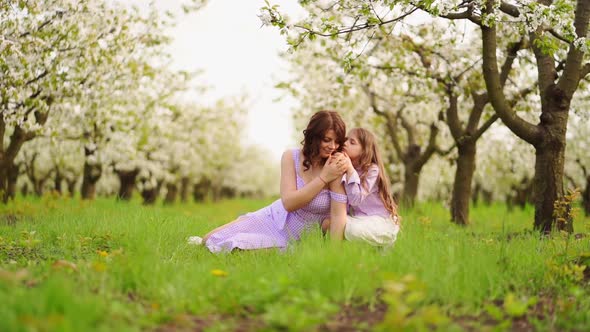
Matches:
[92,262,107,272]
[97,250,109,257]
[211,269,228,277]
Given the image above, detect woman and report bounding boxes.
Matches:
[188,110,349,253]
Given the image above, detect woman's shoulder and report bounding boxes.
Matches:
[281,148,300,162]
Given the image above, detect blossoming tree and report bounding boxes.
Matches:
[262,0,589,232]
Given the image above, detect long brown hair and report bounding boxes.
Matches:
[300,110,346,171]
[349,127,398,218]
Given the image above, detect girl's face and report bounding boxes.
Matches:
[319,129,339,158]
[343,131,362,161]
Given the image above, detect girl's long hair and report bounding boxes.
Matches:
[349,127,398,218]
[300,110,346,171]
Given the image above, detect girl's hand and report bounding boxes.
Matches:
[331,152,349,174]
[341,152,354,173]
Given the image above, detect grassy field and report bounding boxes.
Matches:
[1,195,590,331]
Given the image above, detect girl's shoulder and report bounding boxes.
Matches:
[356,164,379,178]
[368,163,380,173]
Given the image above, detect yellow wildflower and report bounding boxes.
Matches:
[211,269,228,277]
[92,262,107,272]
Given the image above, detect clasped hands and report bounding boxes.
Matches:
[320,152,352,184]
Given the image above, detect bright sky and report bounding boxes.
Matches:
[134,0,307,161]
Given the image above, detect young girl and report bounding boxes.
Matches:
[188,110,349,253]
[322,127,400,247]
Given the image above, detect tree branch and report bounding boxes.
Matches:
[465,92,487,135]
[399,112,416,146]
[577,158,588,178]
[25,69,49,86]
[415,123,439,169]
[481,0,542,145]
[557,0,590,97]
[20,18,53,38]
[435,142,457,156]
[548,28,571,44]
[446,91,463,141]
[14,89,43,110]
[5,126,32,163]
[411,1,482,25]
[500,37,527,87]
[499,1,520,17]
[363,85,405,161]
[293,7,418,37]
[564,173,579,188]
[454,57,482,82]
[471,113,499,142]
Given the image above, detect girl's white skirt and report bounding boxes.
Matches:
[344,215,400,247]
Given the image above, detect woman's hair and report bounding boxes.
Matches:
[300,110,346,171]
[349,127,398,218]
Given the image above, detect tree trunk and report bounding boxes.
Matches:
[583,176,590,217]
[141,189,157,205]
[66,179,77,197]
[141,180,162,205]
[220,186,236,200]
[506,194,514,212]
[33,178,46,196]
[533,119,569,234]
[81,148,102,200]
[81,164,102,200]
[482,189,493,206]
[510,177,533,210]
[20,182,29,197]
[0,125,30,203]
[116,169,139,201]
[402,162,420,207]
[5,163,19,200]
[472,182,481,207]
[451,141,476,225]
[0,161,19,202]
[179,176,189,203]
[212,184,222,202]
[193,178,211,202]
[54,170,63,195]
[0,166,7,203]
[164,182,178,205]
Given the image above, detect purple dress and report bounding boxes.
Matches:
[205,149,347,253]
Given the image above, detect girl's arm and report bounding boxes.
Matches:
[344,164,380,206]
[328,179,348,241]
[280,150,342,212]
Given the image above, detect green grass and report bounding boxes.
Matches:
[1,196,590,331]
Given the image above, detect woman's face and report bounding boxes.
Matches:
[319,129,339,158]
[343,131,362,161]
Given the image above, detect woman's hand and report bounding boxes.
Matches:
[321,154,346,182]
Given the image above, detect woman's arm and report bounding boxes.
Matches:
[280,150,342,212]
[328,180,348,241]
